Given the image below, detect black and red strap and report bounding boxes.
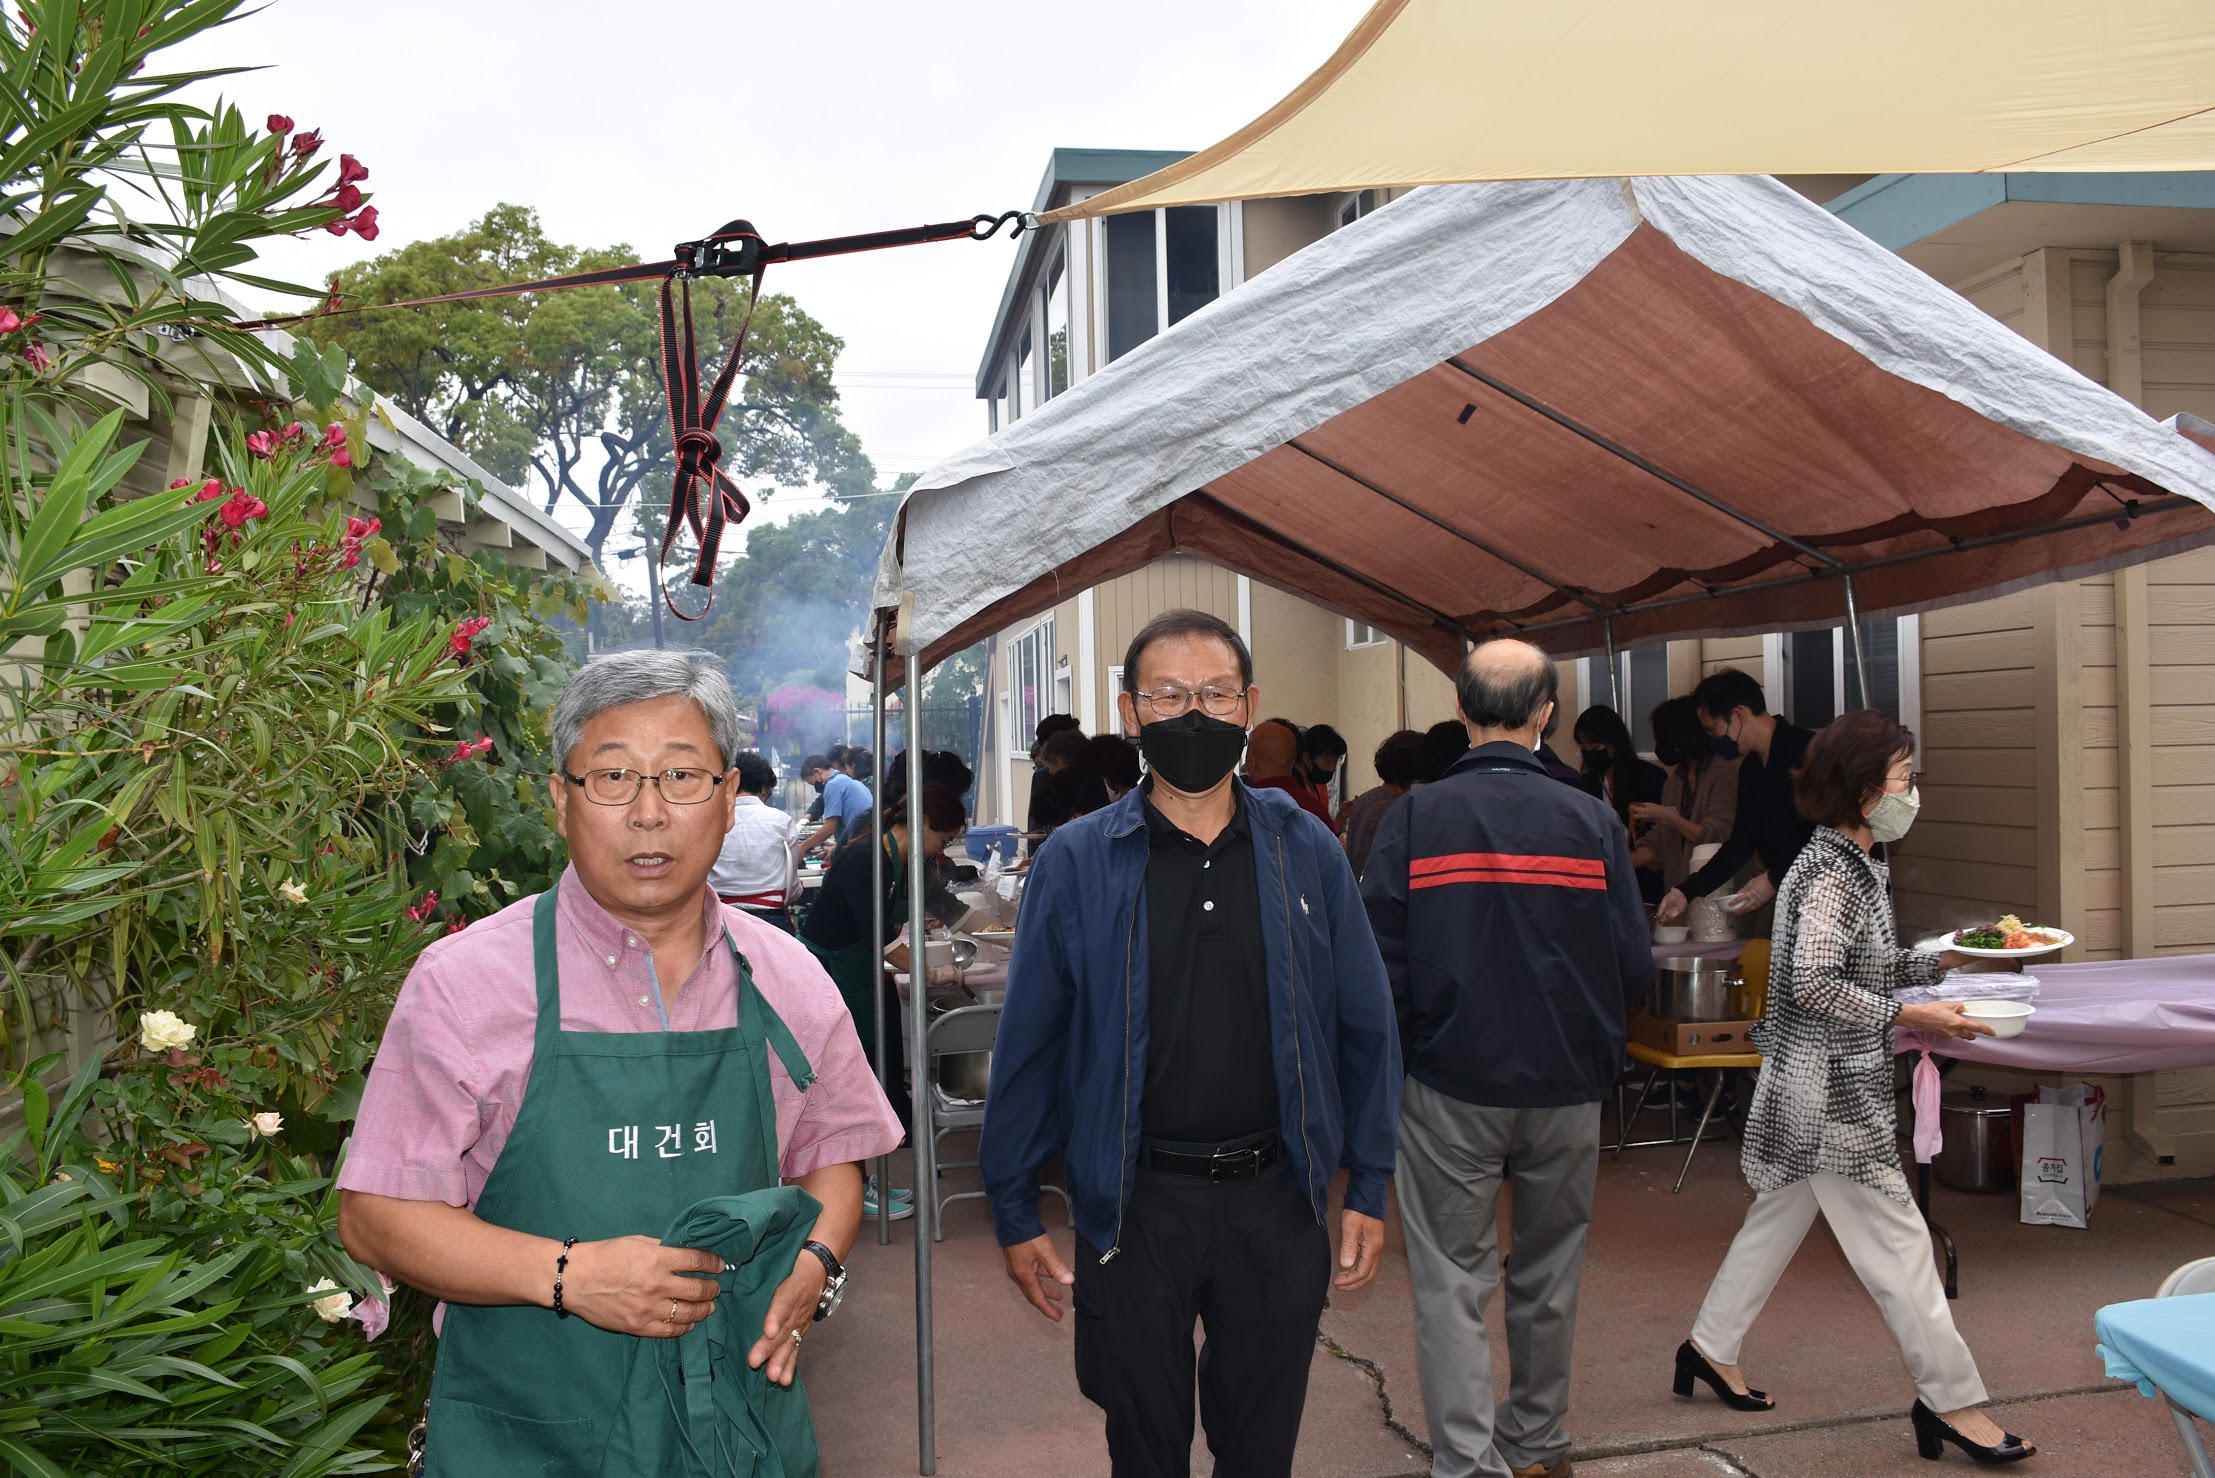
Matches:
[229,210,1030,619]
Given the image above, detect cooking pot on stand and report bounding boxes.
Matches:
[1651,957,1743,1022]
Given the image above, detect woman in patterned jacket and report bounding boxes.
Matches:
[1672,710,2037,1466]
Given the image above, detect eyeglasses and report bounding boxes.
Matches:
[1130,683,1247,719]
[563,767,727,806]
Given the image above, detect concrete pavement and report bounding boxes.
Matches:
[804,1140,2214,1476]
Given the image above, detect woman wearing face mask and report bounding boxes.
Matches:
[1631,697,1739,893]
[1673,710,2034,1466]
[1574,705,1667,901]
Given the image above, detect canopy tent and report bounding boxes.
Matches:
[1042,0,2215,223]
[874,174,2215,682]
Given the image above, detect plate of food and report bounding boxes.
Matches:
[1949,915,2073,959]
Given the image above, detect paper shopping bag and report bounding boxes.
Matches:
[2020,1102,2091,1228]
[2038,1083,2106,1212]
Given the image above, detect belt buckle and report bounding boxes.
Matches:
[1209,1145,1262,1183]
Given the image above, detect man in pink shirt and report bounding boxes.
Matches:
[339,650,902,1473]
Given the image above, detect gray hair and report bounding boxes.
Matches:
[549,649,744,772]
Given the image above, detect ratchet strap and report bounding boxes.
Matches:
[232,211,1031,619]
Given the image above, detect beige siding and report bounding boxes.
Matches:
[1248,583,1342,735]
[1088,557,1242,724]
[1699,636,1763,680]
[1242,196,1336,280]
[1891,592,2038,940]
[2146,547,2215,953]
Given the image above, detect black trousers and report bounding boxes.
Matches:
[1072,1156,1331,1478]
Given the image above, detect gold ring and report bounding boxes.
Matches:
[666,1299,679,1325]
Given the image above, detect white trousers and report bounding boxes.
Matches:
[1690,1172,1988,1412]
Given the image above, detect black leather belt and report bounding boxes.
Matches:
[1140,1132,1284,1182]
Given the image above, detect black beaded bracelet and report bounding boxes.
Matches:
[552,1236,578,1319]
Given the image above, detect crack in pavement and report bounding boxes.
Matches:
[1316,1329,1434,1460]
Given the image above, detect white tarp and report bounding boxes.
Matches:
[874,175,2215,675]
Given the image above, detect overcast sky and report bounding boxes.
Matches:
[166,0,1372,581]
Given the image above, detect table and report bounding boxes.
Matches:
[1895,952,2215,1298]
[2096,1292,2215,1477]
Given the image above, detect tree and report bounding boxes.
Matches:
[319,205,876,563]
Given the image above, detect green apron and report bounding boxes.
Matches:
[799,839,904,1059]
[424,880,821,1477]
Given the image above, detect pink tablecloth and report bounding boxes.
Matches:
[1896,953,2215,1073]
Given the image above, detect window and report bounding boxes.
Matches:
[1165,205,1221,326]
[1778,617,1918,730]
[1015,328,1035,419]
[1578,645,1671,753]
[1336,189,1378,229]
[1052,660,1073,717]
[1105,664,1131,735]
[1009,616,1058,748]
[1105,212,1158,362]
[1345,620,1388,650]
[1044,250,1071,399]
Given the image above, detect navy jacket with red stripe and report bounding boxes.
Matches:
[1361,741,1654,1107]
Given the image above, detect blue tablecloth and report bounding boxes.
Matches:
[2096,1293,2215,1419]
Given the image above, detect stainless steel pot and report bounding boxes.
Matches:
[1933,1086,2015,1193]
[1651,957,1742,1022]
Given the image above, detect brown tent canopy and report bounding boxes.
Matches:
[873,176,2215,681]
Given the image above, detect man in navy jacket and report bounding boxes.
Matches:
[981,609,1401,1478]
[1362,638,1652,1478]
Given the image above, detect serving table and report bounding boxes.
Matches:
[1895,952,2215,1297]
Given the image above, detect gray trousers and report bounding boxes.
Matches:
[1398,1077,1601,1478]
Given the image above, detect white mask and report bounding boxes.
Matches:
[1867,784,1920,844]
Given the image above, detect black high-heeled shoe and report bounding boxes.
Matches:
[1672,1340,1775,1411]
[1911,1400,2036,1463]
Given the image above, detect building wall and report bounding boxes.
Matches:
[1902,241,2215,1181]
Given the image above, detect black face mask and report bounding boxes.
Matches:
[1138,711,1248,794]
[1580,746,1612,771]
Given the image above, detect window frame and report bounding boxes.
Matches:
[1345,619,1388,651]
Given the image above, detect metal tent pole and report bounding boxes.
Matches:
[899,598,937,1476]
[1603,617,1623,709]
[869,615,891,1245]
[1842,574,1871,709]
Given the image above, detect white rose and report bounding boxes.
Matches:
[307,1277,353,1324]
[249,1112,284,1138]
[277,878,309,905]
[138,1010,197,1052]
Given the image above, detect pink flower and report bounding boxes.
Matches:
[447,615,492,659]
[345,515,379,540]
[0,308,19,335]
[349,206,380,242]
[168,477,192,490]
[325,422,348,448]
[281,421,304,443]
[406,890,439,923]
[291,129,322,160]
[267,113,293,135]
[245,430,274,458]
[218,489,268,529]
[338,547,361,570]
[192,480,224,504]
[336,154,369,187]
[351,1272,395,1340]
[331,183,362,213]
[329,446,352,468]
[23,343,49,372]
[446,916,469,936]
[473,736,494,757]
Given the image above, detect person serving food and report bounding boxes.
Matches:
[338,650,902,1475]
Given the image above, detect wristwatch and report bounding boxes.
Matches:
[802,1240,846,1322]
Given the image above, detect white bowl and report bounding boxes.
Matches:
[1960,1000,2035,1038]
[1654,926,1690,945]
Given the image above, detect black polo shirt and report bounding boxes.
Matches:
[1139,781,1279,1145]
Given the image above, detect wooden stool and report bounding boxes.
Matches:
[1615,1041,1763,1193]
